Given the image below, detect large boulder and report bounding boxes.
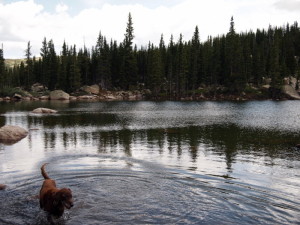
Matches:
[282,85,300,100]
[0,125,28,144]
[32,108,57,114]
[49,90,70,100]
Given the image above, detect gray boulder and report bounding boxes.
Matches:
[49,90,70,100]
[0,125,28,144]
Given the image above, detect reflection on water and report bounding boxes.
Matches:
[0,101,300,224]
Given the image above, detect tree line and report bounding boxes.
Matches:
[1,14,300,98]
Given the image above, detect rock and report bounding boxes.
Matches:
[80,84,100,95]
[77,95,95,100]
[23,97,31,101]
[0,125,28,144]
[69,96,77,101]
[282,84,300,100]
[90,84,100,94]
[262,77,272,85]
[13,93,22,100]
[32,108,57,114]
[49,90,70,100]
[0,184,6,190]
[262,84,270,89]
[31,83,47,92]
[39,96,49,100]
[283,77,289,85]
[290,77,297,89]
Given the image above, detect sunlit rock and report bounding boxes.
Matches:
[49,90,70,100]
[0,125,28,144]
[32,108,57,114]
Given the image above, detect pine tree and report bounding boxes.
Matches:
[268,27,281,88]
[119,13,138,89]
[189,26,201,93]
[225,17,245,92]
[40,37,49,86]
[47,40,58,90]
[58,41,69,90]
[146,44,163,96]
[24,41,33,89]
[166,35,176,98]
[175,34,188,97]
[69,45,81,91]
[0,46,5,90]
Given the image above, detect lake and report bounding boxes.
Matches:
[0,100,299,224]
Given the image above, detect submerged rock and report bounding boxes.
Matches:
[0,184,6,190]
[0,125,28,144]
[32,108,57,114]
[49,90,70,100]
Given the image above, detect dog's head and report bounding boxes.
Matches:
[54,188,74,209]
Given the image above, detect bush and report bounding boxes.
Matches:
[0,87,31,97]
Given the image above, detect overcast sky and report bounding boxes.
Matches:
[0,0,300,58]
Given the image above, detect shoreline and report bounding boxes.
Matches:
[1,84,299,102]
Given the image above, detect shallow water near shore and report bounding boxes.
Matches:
[0,100,300,224]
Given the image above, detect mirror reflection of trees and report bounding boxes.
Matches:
[28,123,300,173]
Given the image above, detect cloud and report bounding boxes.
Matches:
[55,3,68,13]
[274,0,300,11]
[1,0,300,58]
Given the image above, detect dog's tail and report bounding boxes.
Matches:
[41,163,50,179]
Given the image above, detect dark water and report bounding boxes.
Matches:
[0,100,299,225]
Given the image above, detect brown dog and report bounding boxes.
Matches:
[39,163,74,217]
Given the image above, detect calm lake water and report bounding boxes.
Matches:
[0,100,299,225]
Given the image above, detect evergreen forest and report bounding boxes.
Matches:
[1,14,300,99]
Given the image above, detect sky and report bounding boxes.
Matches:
[0,0,300,58]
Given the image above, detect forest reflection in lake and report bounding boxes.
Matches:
[0,100,300,224]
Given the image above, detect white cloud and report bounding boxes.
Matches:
[0,0,299,58]
[274,0,300,12]
[55,3,68,14]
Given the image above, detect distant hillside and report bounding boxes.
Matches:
[5,59,25,68]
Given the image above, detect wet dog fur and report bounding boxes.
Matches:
[39,163,74,218]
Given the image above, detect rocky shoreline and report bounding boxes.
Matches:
[1,80,300,102]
